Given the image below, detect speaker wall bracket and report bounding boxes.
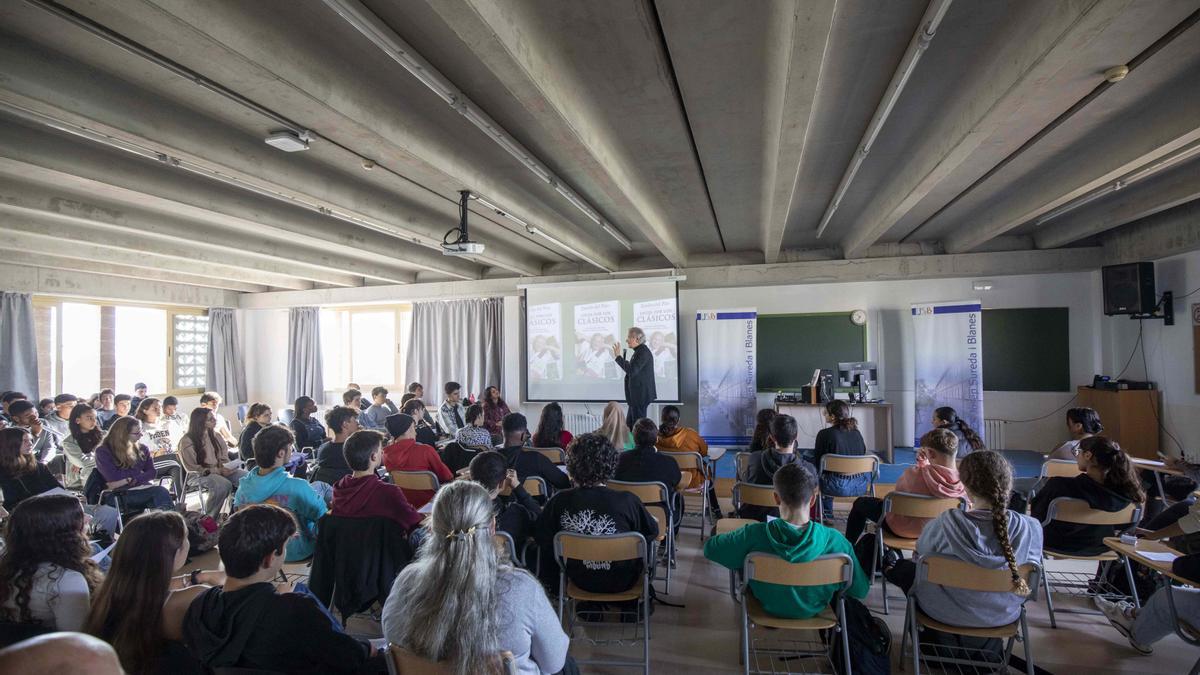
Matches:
[1130,291,1174,326]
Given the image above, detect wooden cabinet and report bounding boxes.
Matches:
[1075,386,1162,460]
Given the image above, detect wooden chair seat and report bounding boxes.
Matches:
[915,609,1019,639]
[745,592,837,630]
[566,579,643,603]
[881,532,918,551]
[715,518,757,535]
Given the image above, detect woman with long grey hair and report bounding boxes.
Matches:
[381,480,574,675]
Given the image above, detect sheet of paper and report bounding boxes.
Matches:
[1137,550,1179,563]
[766,515,777,522]
[558,465,569,474]
[224,459,244,470]
[90,541,117,563]
[418,501,434,514]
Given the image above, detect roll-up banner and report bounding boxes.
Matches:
[696,309,757,446]
[912,300,984,446]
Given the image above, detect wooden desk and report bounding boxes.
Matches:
[1131,457,1185,507]
[1076,386,1162,459]
[715,518,757,535]
[1104,537,1188,585]
[775,402,895,462]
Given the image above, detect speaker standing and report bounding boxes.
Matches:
[612,327,656,431]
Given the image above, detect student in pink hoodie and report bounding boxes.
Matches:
[844,428,968,573]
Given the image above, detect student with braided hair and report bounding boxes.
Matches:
[1031,436,1145,555]
[888,450,1042,628]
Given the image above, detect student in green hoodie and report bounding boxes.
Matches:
[703,462,869,619]
[233,425,327,561]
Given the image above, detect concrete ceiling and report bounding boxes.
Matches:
[0,0,1198,299]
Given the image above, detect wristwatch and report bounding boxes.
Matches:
[189,569,202,587]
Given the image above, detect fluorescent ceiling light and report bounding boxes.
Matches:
[264,130,310,152]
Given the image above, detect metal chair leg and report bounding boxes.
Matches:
[1041,564,1057,629]
[908,600,920,674]
[1020,610,1034,675]
[1122,555,1141,609]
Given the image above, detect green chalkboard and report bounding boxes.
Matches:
[982,308,1070,392]
[756,313,867,391]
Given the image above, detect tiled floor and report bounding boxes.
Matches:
[186,496,1197,674]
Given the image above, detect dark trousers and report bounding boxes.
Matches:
[103,485,175,511]
[626,400,648,432]
[845,496,884,544]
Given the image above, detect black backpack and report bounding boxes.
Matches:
[830,596,891,675]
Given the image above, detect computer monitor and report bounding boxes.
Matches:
[837,361,878,399]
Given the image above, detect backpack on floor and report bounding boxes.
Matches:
[830,596,891,675]
[183,511,220,555]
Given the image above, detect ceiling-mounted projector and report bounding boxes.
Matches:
[443,190,485,256]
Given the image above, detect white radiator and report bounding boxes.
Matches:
[564,412,600,436]
[983,418,1006,450]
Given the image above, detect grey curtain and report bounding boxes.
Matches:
[405,298,503,399]
[286,307,324,402]
[0,292,38,399]
[206,307,247,404]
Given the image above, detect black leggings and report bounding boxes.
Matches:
[845,496,884,544]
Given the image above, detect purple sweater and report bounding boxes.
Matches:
[95,443,157,487]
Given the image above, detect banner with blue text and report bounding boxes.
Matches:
[696,309,757,446]
[912,300,984,446]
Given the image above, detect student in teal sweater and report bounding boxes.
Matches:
[234,425,327,561]
[704,462,869,619]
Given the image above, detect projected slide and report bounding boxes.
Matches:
[525,279,680,402]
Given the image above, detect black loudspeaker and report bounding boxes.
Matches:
[1102,262,1156,315]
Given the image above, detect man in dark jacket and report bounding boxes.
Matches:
[497,413,570,493]
[182,504,386,673]
[612,327,656,431]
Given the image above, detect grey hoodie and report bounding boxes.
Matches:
[914,508,1043,628]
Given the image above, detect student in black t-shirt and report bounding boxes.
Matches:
[311,406,360,486]
[497,413,571,493]
[535,433,659,594]
[468,450,541,550]
[615,418,682,528]
[182,504,386,674]
[400,399,440,447]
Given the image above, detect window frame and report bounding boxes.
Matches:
[33,296,209,397]
[322,303,412,394]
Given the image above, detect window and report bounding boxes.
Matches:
[33,297,208,396]
[320,305,411,394]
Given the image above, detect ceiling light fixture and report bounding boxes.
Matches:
[264,130,311,152]
[320,0,633,254]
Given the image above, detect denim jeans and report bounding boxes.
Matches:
[103,484,175,511]
[820,472,872,516]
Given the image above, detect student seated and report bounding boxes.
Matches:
[1047,407,1102,461]
[740,414,804,521]
[101,395,132,431]
[85,510,223,675]
[437,381,467,439]
[94,417,175,512]
[747,409,777,455]
[455,403,493,449]
[311,406,360,486]
[0,494,102,632]
[289,396,327,452]
[331,430,422,533]
[886,450,1042,628]
[198,391,238,450]
[932,406,985,456]
[62,403,102,490]
[532,402,573,450]
[1030,436,1145,556]
[401,398,440,447]
[361,387,396,431]
[237,403,272,460]
[381,413,453,509]
[234,425,327,561]
[534,433,659,593]
[40,394,75,442]
[0,428,120,534]
[93,389,116,427]
[161,395,185,430]
[468,450,541,546]
[178,407,246,519]
[181,505,386,674]
[498,413,570,493]
[7,400,58,461]
[595,401,629,450]
[703,462,868,619]
[654,405,709,493]
[844,428,966,570]
[342,388,364,412]
[346,384,370,411]
[136,398,175,457]
[811,400,870,515]
[617,418,683,527]
[382,481,571,675]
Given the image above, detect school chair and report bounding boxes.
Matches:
[493,531,522,566]
[902,555,1040,675]
[740,553,854,675]
[662,450,712,541]
[875,492,968,614]
[610,480,675,594]
[386,644,517,675]
[735,451,752,482]
[278,408,295,425]
[389,470,441,500]
[527,446,565,464]
[817,454,879,523]
[498,475,551,501]
[1038,497,1141,628]
[554,531,654,674]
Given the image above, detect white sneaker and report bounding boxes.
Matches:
[1094,596,1153,655]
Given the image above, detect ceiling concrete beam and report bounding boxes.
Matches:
[118,0,620,272]
[0,262,239,308]
[1034,162,1200,249]
[839,0,1137,258]
[239,246,1104,309]
[1102,200,1200,264]
[0,177,375,288]
[0,35,545,277]
[0,244,270,293]
[0,211,323,291]
[944,82,1200,253]
[0,125,430,284]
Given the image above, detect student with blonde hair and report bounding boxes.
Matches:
[594,401,628,449]
[94,417,175,511]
